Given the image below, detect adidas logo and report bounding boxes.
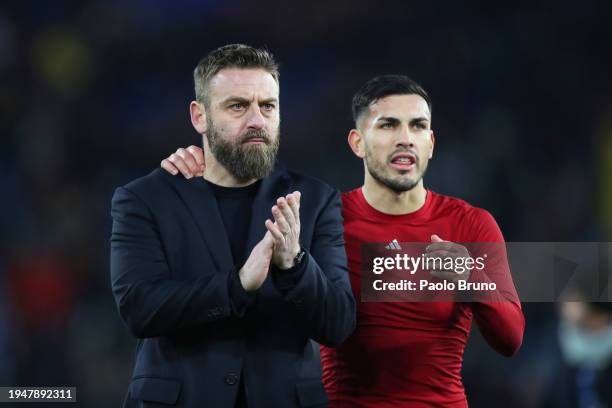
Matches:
[385,239,402,250]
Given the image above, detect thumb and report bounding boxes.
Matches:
[431,234,446,242]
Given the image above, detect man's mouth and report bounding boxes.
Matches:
[243,137,267,145]
[389,152,417,171]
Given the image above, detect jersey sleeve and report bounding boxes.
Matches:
[467,208,525,356]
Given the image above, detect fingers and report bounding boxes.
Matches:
[267,192,302,248]
[265,219,285,243]
[286,191,300,224]
[427,234,453,252]
[425,241,465,253]
[276,197,296,230]
[430,234,445,243]
[163,146,205,178]
[186,145,206,168]
[430,268,471,281]
[175,148,202,177]
[167,152,195,179]
[431,270,463,280]
[422,250,453,270]
[161,159,179,175]
[424,250,452,258]
[272,205,291,235]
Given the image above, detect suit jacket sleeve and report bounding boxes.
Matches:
[110,186,255,339]
[272,189,356,347]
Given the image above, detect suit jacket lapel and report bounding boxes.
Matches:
[163,166,292,274]
[166,174,234,272]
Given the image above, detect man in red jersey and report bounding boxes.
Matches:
[161,74,525,407]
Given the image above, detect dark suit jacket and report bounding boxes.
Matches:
[110,167,355,408]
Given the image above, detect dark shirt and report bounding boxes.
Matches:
[207,179,261,408]
[207,179,261,265]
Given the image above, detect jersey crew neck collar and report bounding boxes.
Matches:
[356,187,434,223]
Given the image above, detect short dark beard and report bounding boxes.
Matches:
[365,146,427,193]
[206,118,279,182]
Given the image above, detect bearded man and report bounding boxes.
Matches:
[109,44,355,408]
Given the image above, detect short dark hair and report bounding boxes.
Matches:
[193,44,279,104]
[351,75,432,125]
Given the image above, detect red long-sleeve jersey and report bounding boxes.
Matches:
[320,188,525,407]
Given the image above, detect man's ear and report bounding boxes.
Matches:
[428,130,435,159]
[348,129,366,159]
[190,101,207,134]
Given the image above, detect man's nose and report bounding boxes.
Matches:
[245,105,266,130]
[396,126,415,148]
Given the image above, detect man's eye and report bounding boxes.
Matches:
[230,103,245,110]
[414,123,427,130]
[380,122,394,129]
[262,103,275,111]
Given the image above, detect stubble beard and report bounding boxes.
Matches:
[364,145,428,193]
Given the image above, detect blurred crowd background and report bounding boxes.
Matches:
[1,1,611,406]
